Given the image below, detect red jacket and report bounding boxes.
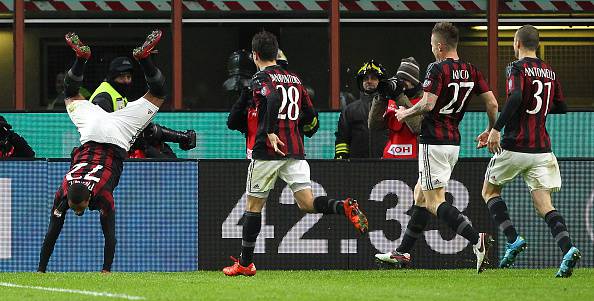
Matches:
[383,97,420,159]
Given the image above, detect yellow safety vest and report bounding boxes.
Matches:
[89,81,128,111]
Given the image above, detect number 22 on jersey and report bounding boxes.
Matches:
[65,163,104,182]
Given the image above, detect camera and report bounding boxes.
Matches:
[141,123,196,151]
[378,76,405,99]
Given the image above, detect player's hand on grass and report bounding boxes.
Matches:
[475,130,490,149]
[487,129,502,154]
[267,133,286,156]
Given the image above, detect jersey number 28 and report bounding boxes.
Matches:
[276,85,300,121]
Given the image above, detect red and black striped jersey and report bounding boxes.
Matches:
[420,58,490,145]
[501,57,564,153]
[251,65,316,160]
[53,142,126,215]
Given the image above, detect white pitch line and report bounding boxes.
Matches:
[0,282,146,300]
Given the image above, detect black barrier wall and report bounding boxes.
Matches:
[2,159,591,271]
[199,160,498,270]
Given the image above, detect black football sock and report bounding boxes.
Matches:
[240,211,261,266]
[70,56,87,78]
[397,205,430,253]
[437,202,480,245]
[63,57,87,98]
[138,55,158,78]
[487,196,518,243]
[544,210,573,254]
[313,196,344,215]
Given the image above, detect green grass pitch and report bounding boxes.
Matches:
[1,269,593,301]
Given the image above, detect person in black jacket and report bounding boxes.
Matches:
[334,60,388,159]
[0,116,35,158]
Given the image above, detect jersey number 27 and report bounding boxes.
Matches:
[439,82,475,114]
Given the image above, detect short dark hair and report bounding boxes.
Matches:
[516,25,539,51]
[252,30,278,62]
[67,182,91,204]
[432,22,459,49]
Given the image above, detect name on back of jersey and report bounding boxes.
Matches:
[269,73,302,84]
[524,67,556,80]
[452,69,469,80]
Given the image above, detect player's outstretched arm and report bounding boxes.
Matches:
[396,94,423,134]
[100,211,116,273]
[475,91,499,149]
[37,211,67,272]
[480,91,499,130]
[134,30,167,108]
[395,91,437,122]
[63,33,91,107]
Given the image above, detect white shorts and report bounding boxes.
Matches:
[67,98,159,151]
[485,150,561,192]
[246,159,311,199]
[418,144,460,191]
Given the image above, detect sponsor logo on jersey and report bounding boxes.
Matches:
[423,79,431,88]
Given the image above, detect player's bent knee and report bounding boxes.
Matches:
[425,199,444,215]
[535,205,555,218]
[292,186,315,213]
[414,195,426,207]
[246,194,267,212]
[481,181,501,202]
[531,189,555,217]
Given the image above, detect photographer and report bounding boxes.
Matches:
[370,57,423,159]
[0,116,35,158]
[223,49,257,96]
[128,123,192,159]
[90,56,196,158]
[226,49,260,159]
